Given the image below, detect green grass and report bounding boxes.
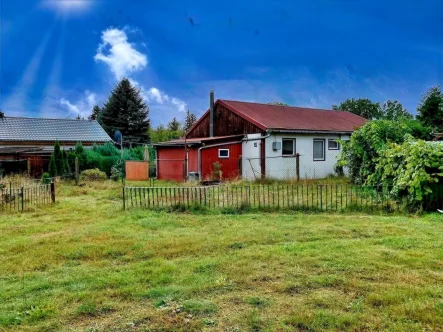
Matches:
[0,181,443,331]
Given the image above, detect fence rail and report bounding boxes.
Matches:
[122,184,431,213]
[0,182,55,212]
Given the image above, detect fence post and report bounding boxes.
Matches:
[21,186,24,211]
[50,181,55,203]
[122,186,126,210]
[75,157,79,185]
[296,153,300,181]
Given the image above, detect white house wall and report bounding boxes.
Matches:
[263,133,349,179]
[242,133,262,180]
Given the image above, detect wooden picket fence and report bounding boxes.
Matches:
[122,184,423,213]
[0,182,55,212]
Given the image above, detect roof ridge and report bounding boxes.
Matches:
[2,116,98,122]
[219,99,343,112]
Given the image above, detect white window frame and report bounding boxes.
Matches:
[282,138,296,156]
[218,149,229,158]
[328,139,340,150]
[313,139,325,161]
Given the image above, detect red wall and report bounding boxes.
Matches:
[201,143,242,180]
[157,147,186,182]
[188,148,198,173]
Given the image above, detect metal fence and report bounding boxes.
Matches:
[122,184,432,213]
[0,182,55,212]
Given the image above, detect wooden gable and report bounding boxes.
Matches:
[186,103,264,138]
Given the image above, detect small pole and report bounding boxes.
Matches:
[75,157,79,185]
[122,186,126,210]
[296,153,300,181]
[21,186,24,211]
[50,181,55,203]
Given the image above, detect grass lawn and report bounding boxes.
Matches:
[1,182,443,331]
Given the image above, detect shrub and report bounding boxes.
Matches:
[110,160,123,181]
[338,120,427,184]
[368,138,443,211]
[80,169,107,181]
[41,172,51,184]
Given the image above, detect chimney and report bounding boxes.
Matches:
[209,90,214,137]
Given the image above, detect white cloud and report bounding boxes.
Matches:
[94,28,147,80]
[42,0,92,13]
[143,87,187,113]
[59,90,97,118]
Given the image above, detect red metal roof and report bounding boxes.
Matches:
[218,100,366,132]
[153,135,244,146]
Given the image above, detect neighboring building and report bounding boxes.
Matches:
[0,117,111,175]
[154,93,367,181]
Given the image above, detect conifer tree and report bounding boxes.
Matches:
[184,110,197,132]
[101,78,150,145]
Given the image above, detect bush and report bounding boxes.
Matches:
[110,160,123,181]
[337,120,429,184]
[367,138,443,211]
[80,169,107,181]
[41,172,51,184]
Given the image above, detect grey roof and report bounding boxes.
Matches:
[0,117,111,142]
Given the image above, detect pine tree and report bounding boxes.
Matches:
[101,78,151,145]
[184,110,197,131]
[89,105,102,121]
[167,117,181,131]
[48,155,57,177]
[0,108,4,118]
[52,141,64,176]
[62,149,71,174]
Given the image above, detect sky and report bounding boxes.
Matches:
[1,0,442,126]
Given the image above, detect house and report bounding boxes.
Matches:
[153,92,367,181]
[0,117,111,175]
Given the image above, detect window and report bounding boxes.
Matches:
[328,139,339,150]
[282,139,296,156]
[218,149,229,158]
[313,139,325,161]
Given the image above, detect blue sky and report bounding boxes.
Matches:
[1,0,442,126]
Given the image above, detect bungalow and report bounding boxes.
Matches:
[154,92,367,181]
[0,116,111,175]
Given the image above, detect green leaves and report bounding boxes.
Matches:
[368,139,443,210]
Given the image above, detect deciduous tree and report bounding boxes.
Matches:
[333,98,382,120]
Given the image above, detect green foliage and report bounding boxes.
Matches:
[41,172,51,184]
[80,168,107,181]
[333,98,382,120]
[380,100,413,121]
[0,109,4,118]
[89,105,102,121]
[167,117,181,131]
[48,155,57,177]
[338,120,419,184]
[368,138,443,211]
[184,109,197,132]
[110,160,124,181]
[53,141,64,176]
[416,86,443,132]
[71,142,145,176]
[101,78,151,145]
[150,124,184,143]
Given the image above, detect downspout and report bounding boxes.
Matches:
[197,131,273,180]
